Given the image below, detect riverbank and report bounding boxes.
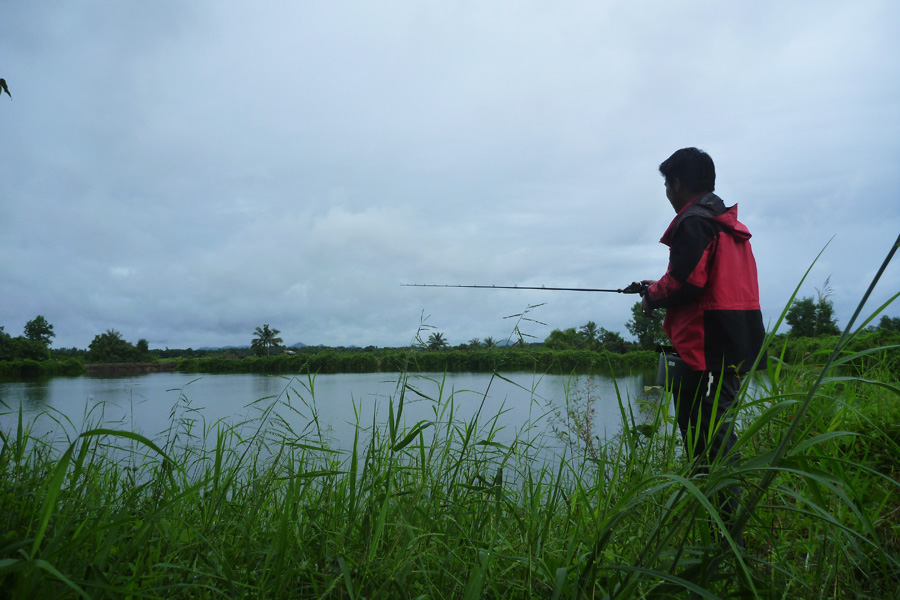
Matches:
[171,347,659,375]
[2,348,659,380]
[83,362,178,376]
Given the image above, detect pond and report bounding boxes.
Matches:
[0,370,658,460]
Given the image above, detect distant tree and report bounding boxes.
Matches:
[544,323,629,353]
[544,327,582,350]
[785,298,817,337]
[598,328,629,354]
[626,302,668,350]
[24,315,55,346]
[786,293,840,338]
[427,332,448,350]
[483,337,497,349]
[0,325,48,361]
[89,329,140,363]
[136,338,152,361]
[468,338,482,347]
[251,324,283,356]
[877,315,900,332]
[0,326,12,361]
[579,321,600,350]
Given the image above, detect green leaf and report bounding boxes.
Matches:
[391,421,434,452]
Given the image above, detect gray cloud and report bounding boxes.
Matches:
[2,1,898,349]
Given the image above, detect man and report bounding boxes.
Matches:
[639,147,765,531]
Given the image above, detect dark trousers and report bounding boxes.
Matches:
[672,368,743,546]
[672,369,741,464]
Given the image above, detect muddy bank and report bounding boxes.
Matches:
[83,362,178,376]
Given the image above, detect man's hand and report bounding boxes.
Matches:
[621,281,649,294]
[639,280,657,317]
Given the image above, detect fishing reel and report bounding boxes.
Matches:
[620,281,649,295]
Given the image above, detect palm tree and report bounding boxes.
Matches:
[427,332,448,350]
[468,338,482,348]
[483,336,497,349]
[579,321,600,350]
[252,324,283,356]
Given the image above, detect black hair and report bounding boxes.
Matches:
[659,147,716,193]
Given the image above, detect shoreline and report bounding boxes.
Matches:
[83,362,178,376]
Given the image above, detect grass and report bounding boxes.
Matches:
[1,346,898,598]
[2,238,899,598]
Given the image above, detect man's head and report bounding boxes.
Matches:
[659,147,715,212]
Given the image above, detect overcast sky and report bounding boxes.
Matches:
[2,1,898,350]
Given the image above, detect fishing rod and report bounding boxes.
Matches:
[402,282,647,294]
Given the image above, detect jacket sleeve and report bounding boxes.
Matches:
[645,216,719,309]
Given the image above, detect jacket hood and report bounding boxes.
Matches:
[660,193,751,246]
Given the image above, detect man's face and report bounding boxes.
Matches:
[664,177,680,211]
[664,177,691,212]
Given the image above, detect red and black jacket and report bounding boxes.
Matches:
[645,193,765,373]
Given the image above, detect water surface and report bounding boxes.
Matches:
[0,371,654,455]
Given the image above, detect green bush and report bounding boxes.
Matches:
[0,358,84,379]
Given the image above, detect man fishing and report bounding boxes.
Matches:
[638,147,765,539]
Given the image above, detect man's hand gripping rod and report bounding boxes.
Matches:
[402,282,648,294]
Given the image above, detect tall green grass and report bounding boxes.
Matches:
[2,238,899,598]
[1,357,899,598]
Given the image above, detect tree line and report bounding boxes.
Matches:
[2,295,899,370]
[0,316,56,361]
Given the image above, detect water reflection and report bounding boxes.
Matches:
[21,380,51,408]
